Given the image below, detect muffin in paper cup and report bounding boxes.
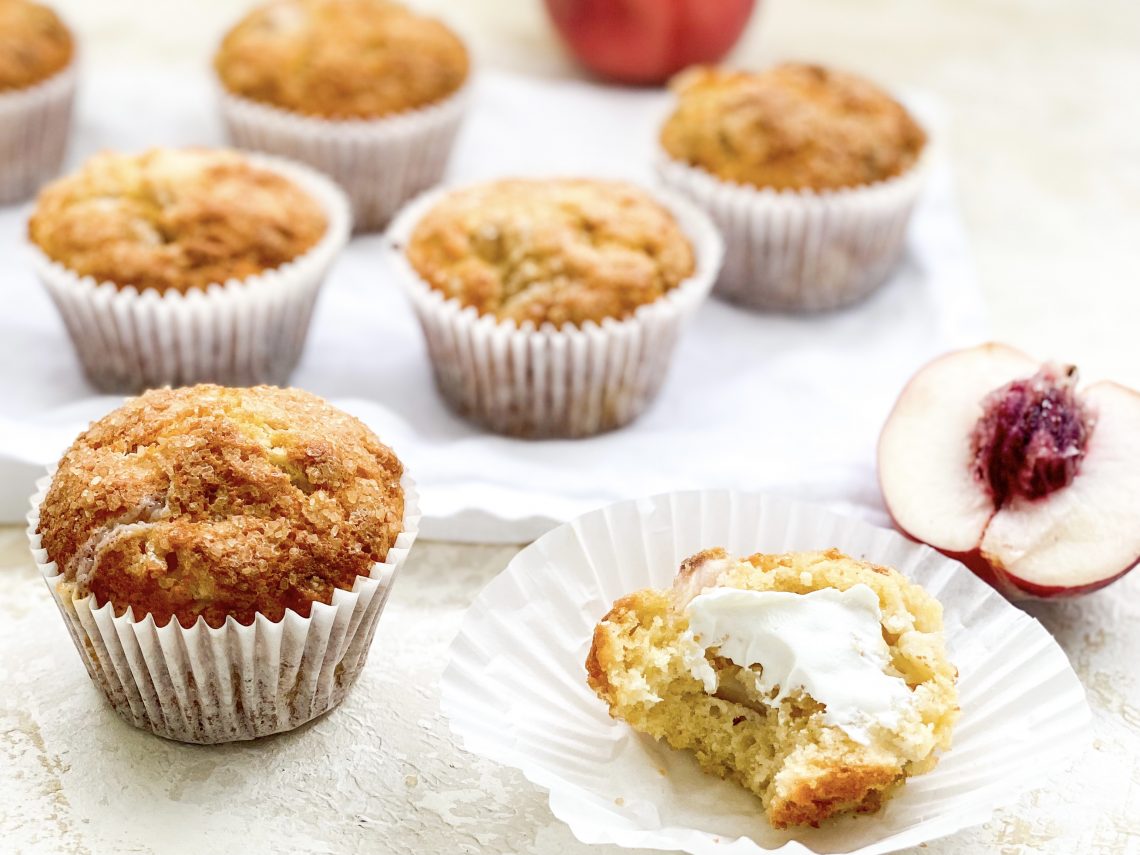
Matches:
[218,84,469,233]
[441,490,1090,854]
[385,181,724,439]
[29,150,351,392]
[213,0,471,232]
[656,63,930,313]
[27,386,420,744]
[656,151,928,313]
[0,59,77,204]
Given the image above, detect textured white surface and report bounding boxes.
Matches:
[2,0,1140,852]
[0,530,1137,854]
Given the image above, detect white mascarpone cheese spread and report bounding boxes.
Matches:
[683,584,915,744]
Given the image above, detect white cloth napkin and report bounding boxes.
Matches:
[0,68,986,540]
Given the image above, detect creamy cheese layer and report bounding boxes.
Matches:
[683,584,915,744]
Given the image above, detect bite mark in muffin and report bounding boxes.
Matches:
[587,548,959,828]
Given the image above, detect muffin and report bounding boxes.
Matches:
[389,178,722,437]
[214,0,471,231]
[28,147,351,391]
[28,384,420,743]
[0,0,77,203]
[587,548,958,828]
[656,64,929,311]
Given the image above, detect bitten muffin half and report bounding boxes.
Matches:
[29,147,328,294]
[214,0,469,120]
[587,548,958,828]
[405,178,696,327]
[37,385,405,628]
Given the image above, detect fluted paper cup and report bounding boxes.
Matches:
[28,468,420,744]
[0,59,77,204]
[218,82,469,232]
[656,148,929,312]
[385,183,724,438]
[30,153,351,392]
[441,490,1089,855]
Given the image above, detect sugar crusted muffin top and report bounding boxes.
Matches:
[587,548,958,828]
[215,0,469,119]
[405,179,696,327]
[0,0,72,92]
[37,385,406,629]
[660,64,926,191]
[28,148,328,294]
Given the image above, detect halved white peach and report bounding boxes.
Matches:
[878,343,1140,598]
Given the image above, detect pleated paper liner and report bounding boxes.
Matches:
[385,182,724,438]
[0,59,77,204]
[655,148,929,313]
[29,152,351,393]
[218,81,470,232]
[28,468,420,744]
[441,490,1090,855]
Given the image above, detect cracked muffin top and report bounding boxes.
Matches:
[28,148,328,294]
[37,385,406,628]
[214,0,469,119]
[660,64,926,191]
[0,0,72,92]
[404,178,696,327]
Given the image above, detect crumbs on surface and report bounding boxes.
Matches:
[0,0,72,91]
[214,0,468,119]
[28,147,328,293]
[38,384,405,628]
[660,63,926,191]
[405,178,696,327]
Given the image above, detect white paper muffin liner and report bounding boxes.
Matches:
[30,152,351,392]
[27,467,420,744]
[441,490,1090,855]
[385,183,724,438]
[656,148,929,312]
[218,82,469,232]
[0,60,77,204]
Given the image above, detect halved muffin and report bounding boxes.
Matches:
[587,548,958,828]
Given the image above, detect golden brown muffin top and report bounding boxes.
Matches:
[0,0,72,92]
[214,0,469,119]
[38,385,406,629]
[404,179,696,327]
[660,64,926,191]
[28,148,328,294]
